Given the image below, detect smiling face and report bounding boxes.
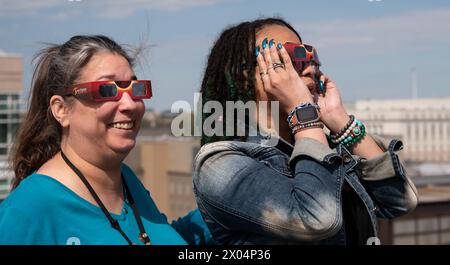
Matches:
[65,52,145,158]
[255,24,320,100]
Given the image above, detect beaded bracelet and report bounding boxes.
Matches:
[330,118,366,148]
[291,121,324,135]
[341,121,366,148]
[332,118,357,143]
[330,115,355,141]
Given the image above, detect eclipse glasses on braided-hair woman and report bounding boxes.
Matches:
[193,18,418,245]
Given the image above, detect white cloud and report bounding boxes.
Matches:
[0,0,226,18]
[107,0,221,12]
[0,0,61,16]
[0,48,21,57]
[96,0,223,18]
[297,8,450,53]
[47,9,82,21]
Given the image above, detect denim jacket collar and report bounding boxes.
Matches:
[246,131,294,156]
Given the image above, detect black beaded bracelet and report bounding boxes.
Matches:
[331,114,355,139]
[291,121,324,135]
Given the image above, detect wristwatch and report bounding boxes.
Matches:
[287,103,321,128]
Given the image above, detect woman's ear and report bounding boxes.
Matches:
[50,95,70,128]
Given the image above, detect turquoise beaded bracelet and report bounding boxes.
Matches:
[331,118,366,148]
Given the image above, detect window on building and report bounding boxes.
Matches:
[177,183,183,195]
[185,184,192,196]
[393,216,450,245]
[417,217,439,244]
[11,123,19,135]
[0,95,8,110]
[441,216,450,244]
[393,219,415,245]
[0,124,7,143]
[448,122,450,137]
[0,177,10,197]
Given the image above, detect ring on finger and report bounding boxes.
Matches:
[259,71,268,76]
[272,62,285,69]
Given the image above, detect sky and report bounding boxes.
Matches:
[0,0,449,111]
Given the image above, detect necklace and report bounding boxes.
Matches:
[60,151,151,245]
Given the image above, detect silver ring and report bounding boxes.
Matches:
[259,71,268,76]
[273,62,285,69]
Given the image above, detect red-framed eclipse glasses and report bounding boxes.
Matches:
[284,42,321,72]
[66,80,152,102]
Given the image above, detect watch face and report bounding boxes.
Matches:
[295,105,319,123]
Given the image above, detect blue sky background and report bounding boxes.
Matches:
[0,0,449,111]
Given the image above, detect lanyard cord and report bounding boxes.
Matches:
[60,151,151,245]
[122,175,151,245]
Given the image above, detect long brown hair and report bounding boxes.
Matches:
[9,35,136,189]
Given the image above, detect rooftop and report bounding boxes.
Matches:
[354,98,450,110]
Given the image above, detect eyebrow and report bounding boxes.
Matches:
[97,74,138,80]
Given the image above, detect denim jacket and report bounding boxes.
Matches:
[192,134,418,245]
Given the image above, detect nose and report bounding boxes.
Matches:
[118,91,139,112]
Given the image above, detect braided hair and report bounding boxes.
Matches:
[200,17,301,146]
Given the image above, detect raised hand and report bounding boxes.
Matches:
[313,74,350,134]
[256,39,314,115]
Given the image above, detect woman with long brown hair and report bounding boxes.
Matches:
[0,35,211,245]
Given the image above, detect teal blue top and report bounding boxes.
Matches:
[0,164,213,245]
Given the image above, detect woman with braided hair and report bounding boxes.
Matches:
[193,18,418,244]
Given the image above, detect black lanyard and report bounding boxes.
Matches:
[60,151,151,245]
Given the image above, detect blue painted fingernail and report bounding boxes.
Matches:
[262,37,268,49]
[255,46,260,57]
[319,80,324,93]
[277,42,282,49]
[269,39,274,48]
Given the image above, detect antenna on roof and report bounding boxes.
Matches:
[411,67,418,99]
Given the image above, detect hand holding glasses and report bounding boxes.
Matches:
[283,42,325,95]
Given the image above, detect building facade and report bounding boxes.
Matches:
[0,54,23,201]
[348,98,450,162]
[125,135,200,221]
